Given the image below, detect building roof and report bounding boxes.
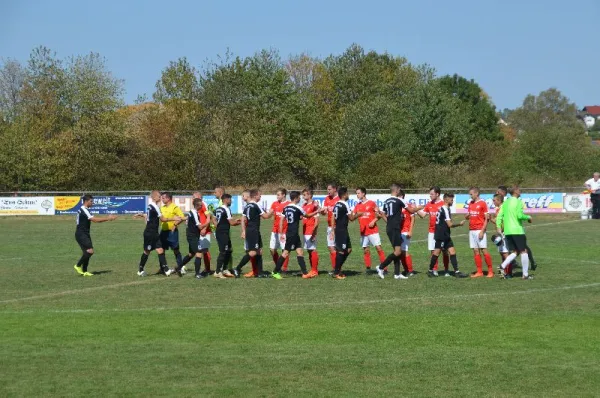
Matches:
[583,106,600,115]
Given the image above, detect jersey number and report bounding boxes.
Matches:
[285,212,295,224]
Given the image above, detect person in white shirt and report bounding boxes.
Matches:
[585,172,600,219]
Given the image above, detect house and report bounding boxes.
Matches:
[580,106,600,129]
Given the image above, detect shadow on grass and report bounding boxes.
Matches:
[91,270,112,275]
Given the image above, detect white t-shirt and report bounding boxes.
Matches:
[585,178,600,193]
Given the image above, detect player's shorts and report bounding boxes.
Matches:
[386,229,403,248]
[270,232,285,250]
[245,230,263,251]
[469,230,488,249]
[284,234,301,252]
[505,234,527,253]
[304,235,317,250]
[326,226,335,247]
[360,233,382,248]
[159,230,180,250]
[434,238,454,250]
[401,232,411,252]
[75,233,93,251]
[186,235,201,254]
[335,232,351,252]
[216,232,232,253]
[143,231,162,251]
[199,234,211,251]
[428,232,436,251]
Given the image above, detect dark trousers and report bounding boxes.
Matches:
[592,194,600,219]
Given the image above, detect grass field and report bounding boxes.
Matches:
[0,214,599,397]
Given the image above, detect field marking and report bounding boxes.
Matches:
[1,282,599,314]
[0,278,166,305]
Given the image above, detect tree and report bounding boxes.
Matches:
[0,59,25,121]
[153,57,199,104]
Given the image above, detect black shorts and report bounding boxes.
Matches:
[386,229,403,247]
[335,232,351,251]
[284,234,302,252]
[434,238,454,250]
[143,231,162,251]
[75,233,93,251]
[159,230,180,250]
[186,235,201,254]
[216,232,232,253]
[245,230,262,251]
[505,234,527,253]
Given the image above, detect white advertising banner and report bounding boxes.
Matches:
[563,194,591,212]
[0,197,55,216]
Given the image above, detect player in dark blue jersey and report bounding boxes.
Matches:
[73,194,117,276]
[330,187,363,279]
[211,194,242,278]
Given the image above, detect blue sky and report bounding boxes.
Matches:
[1,0,598,109]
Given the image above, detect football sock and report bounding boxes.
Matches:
[236,254,251,272]
[139,253,149,272]
[501,253,517,270]
[82,252,92,272]
[272,252,279,264]
[256,254,264,273]
[363,252,372,268]
[274,256,285,273]
[77,254,86,267]
[399,252,408,272]
[525,245,535,265]
[283,256,290,271]
[450,254,459,271]
[223,251,232,271]
[484,253,493,273]
[377,248,386,264]
[393,257,401,276]
[309,250,319,273]
[297,256,308,274]
[334,252,344,275]
[203,252,211,272]
[330,251,336,269]
[181,255,192,266]
[429,254,439,271]
[250,256,258,274]
[175,252,183,268]
[433,257,439,271]
[443,253,450,271]
[521,253,530,277]
[216,252,225,273]
[194,256,202,275]
[474,254,483,273]
[380,253,397,268]
[158,253,168,272]
[406,254,414,273]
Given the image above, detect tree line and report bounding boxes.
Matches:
[0,44,597,192]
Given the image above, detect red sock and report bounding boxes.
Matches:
[484,253,493,273]
[203,252,211,272]
[310,251,319,273]
[283,256,290,271]
[443,253,449,271]
[433,256,438,271]
[474,254,483,273]
[506,261,512,275]
[377,248,385,264]
[406,254,414,273]
[272,252,279,264]
[250,256,258,274]
[363,252,372,268]
[399,252,408,272]
[330,251,336,269]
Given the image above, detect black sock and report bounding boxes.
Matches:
[77,253,86,267]
[334,252,345,275]
[216,252,225,273]
[82,252,92,272]
[175,252,183,268]
[236,254,251,272]
[526,245,535,265]
[380,253,396,268]
[297,256,307,274]
[224,251,232,271]
[139,253,149,272]
[429,254,439,271]
[158,253,168,271]
[393,257,401,276]
[274,256,285,273]
[194,256,202,275]
[256,254,264,273]
[450,254,458,271]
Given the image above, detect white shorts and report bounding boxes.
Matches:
[326,226,335,247]
[497,234,509,254]
[199,234,211,250]
[401,233,411,252]
[469,230,487,249]
[428,232,436,251]
[270,232,285,250]
[304,235,317,251]
[360,233,381,248]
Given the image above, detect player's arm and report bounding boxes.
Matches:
[260,208,271,219]
[312,213,319,238]
[348,210,363,221]
[407,214,415,238]
[159,215,182,223]
[91,215,117,223]
[496,206,504,234]
[416,208,428,219]
[404,205,424,214]
[241,214,247,238]
[517,202,532,223]
[378,208,388,223]
[132,213,146,220]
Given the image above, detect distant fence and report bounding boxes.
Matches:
[0,189,593,216]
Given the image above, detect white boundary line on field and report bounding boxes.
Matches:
[1,282,599,314]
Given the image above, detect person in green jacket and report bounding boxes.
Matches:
[496,185,534,280]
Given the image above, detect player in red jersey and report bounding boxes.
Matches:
[192,192,213,275]
[417,186,451,275]
[354,188,386,271]
[399,193,416,276]
[321,183,340,270]
[302,189,320,276]
[265,188,291,271]
[465,187,494,278]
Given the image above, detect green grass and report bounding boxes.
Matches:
[0,214,599,397]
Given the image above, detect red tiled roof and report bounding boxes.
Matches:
[583,106,600,115]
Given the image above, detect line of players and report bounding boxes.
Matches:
[74,184,536,280]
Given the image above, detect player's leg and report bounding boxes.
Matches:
[400,234,413,275]
[327,226,336,270]
[139,232,157,276]
[428,246,442,276]
[294,247,310,277]
[446,245,466,277]
[304,235,319,276]
[428,232,439,271]
[517,235,532,279]
[470,231,484,277]
[361,235,372,269]
[199,235,211,275]
[170,230,183,270]
[273,249,289,277]
[377,232,402,279]
[269,232,280,265]
[482,248,494,277]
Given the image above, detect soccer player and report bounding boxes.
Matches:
[137,190,182,276]
[214,186,225,207]
[240,189,259,278]
[417,186,451,275]
[427,193,468,278]
[585,172,600,219]
[234,189,271,278]
[322,183,340,270]
[331,187,362,280]
[159,192,185,271]
[496,185,534,280]
[375,184,424,280]
[353,187,386,271]
[175,198,205,278]
[212,194,241,279]
[196,193,213,276]
[497,185,537,270]
[399,192,416,276]
[271,191,319,279]
[266,188,290,272]
[465,187,494,278]
[490,194,511,276]
[73,194,117,276]
[302,189,320,276]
